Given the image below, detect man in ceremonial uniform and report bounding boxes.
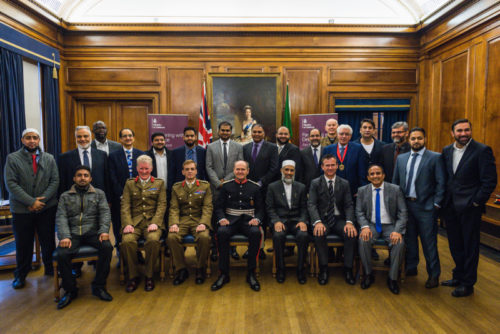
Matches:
[168,160,213,285]
[121,155,167,292]
[211,160,264,292]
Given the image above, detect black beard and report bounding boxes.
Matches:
[23,145,39,153]
[278,139,289,145]
[75,184,90,193]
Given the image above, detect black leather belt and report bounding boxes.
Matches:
[406,197,417,202]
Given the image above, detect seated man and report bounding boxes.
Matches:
[307,154,358,286]
[121,155,167,293]
[168,160,213,285]
[211,160,264,292]
[55,165,113,309]
[356,164,407,294]
[266,160,309,284]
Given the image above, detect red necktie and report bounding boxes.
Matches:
[32,155,37,174]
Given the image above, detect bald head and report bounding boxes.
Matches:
[325,118,339,137]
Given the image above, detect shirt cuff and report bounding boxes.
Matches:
[346,221,354,225]
[313,220,321,226]
[361,225,370,230]
[434,203,440,208]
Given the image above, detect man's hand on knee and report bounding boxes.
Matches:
[196,224,206,232]
[148,224,158,232]
[59,238,71,248]
[169,224,179,233]
[123,225,134,234]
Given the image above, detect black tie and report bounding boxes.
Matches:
[223,142,228,173]
[326,180,336,226]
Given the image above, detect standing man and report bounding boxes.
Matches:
[168,160,213,285]
[320,118,339,147]
[323,124,368,197]
[266,160,309,284]
[211,161,264,292]
[308,154,357,285]
[441,119,497,297]
[276,126,303,182]
[353,119,385,166]
[300,128,323,190]
[393,127,445,288]
[4,128,59,289]
[171,127,206,187]
[356,164,407,294]
[55,165,113,309]
[91,120,122,156]
[146,132,172,199]
[121,155,167,292]
[108,128,144,253]
[381,121,410,182]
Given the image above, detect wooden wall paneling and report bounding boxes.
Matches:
[469,41,487,138]
[116,101,152,151]
[225,67,265,73]
[167,68,204,127]
[78,100,114,133]
[65,67,161,86]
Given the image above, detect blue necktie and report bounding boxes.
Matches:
[126,150,133,178]
[187,149,194,161]
[313,148,319,167]
[251,143,259,162]
[375,188,382,233]
[405,153,418,197]
[83,150,90,168]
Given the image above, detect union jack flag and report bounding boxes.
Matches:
[198,81,212,148]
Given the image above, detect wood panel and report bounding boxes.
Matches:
[328,69,417,86]
[78,101,114,134]
[116,101,152,151]
[168,68,204,127]
[66,67,160,86]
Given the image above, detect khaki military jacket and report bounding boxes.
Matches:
[169,179,213,229]
[320,135,338,147]
[121,176,167,229]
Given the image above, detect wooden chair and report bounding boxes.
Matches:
[168,234,211,278]
[119,236,166,284]
[313,234,359,276]
[359,238,406,282]
[271,234,315,277]
[229,234,260,276]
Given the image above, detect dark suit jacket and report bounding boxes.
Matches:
[266,180,308,227]
[108,147,144,199]
[146,147,173,201]
[393,149,446,211]
[353,138,385,166]
[381,142,410,182]
[90,139,122,155]
[307,175,354,226]
[170,145,206,188]
[58,148,110,200]
[243,140,279,187]
[323,142,368,196]
[442,139,497,212]
[300,145,323,190]
[277,142,303,182]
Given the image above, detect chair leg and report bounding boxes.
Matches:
[160,245,166,282]
[53,261,60,302]
[314,248,319,277]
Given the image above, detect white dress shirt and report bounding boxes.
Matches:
[361,141,374,154]
[95,139,109,155]
[78,147,92,169]
[154,149,168,182]
[369,183,392,226]
[283,181,292,208]
[405,147,425,198]
[452,139,471,173]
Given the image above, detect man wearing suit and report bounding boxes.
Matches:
[91,121,122,156]
[441,119,497,297]
[276,126,303,182]
[146,132,172,196]
[108,128,145,250]
[393,127,445,288]
[266,160,309,284]
[323,124,368,197]
[353,118,385,166]
[171,127,206,187]
[300,128,323,190]
[356,164,407,294]
[381,121,410,182]
[320,118,339,147]
[308,154,358,285]
[59,126,110,199]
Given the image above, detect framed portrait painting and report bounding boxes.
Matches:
[208,73,282,143]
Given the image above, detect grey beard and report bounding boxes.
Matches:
[281,175,294,184]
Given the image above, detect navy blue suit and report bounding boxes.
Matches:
[353,138,385,167]
[323,142,368,197]
[170,146,206,189]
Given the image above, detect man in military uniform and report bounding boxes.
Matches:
[121,155,167,293]
[211,160,264,292]
[168,160,213,285]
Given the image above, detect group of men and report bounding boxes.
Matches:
[4,116,496,309]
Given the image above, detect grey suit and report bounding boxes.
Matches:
[356,182,407,280]
[393,149,445,278]
[206,139,243,192]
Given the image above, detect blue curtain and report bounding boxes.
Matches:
[382,110,408,143]
[0,48,26,200]
[41,64,61,158]
[338,111,373,141]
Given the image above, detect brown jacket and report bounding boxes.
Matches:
[169,179,213,229]
[320,135,338,147]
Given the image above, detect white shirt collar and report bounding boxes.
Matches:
[453,138,472,151]
[123,146,133,153]
[324,175,336,184]
[411,147,426,155]
[372,183,384,191]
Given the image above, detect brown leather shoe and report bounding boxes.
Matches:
[145,277,155,292]
[125,277,140,293]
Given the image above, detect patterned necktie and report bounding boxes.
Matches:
[32,154,37,174]
[83,150,90,168]
[339,145,345,157]
[223,142,228,173]
[313,148,319,167]
[405,153,418,197]
[187,149,194,161]
[251,142,259,162]
[126,150,133,178]
[326,180,336,226]
[375,188,382,233]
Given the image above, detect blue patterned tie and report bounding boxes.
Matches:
[126,150,133,178]
[405,153,418,197]
[187,149,194,161]
[83,150,90,168]
[375,188,382,233]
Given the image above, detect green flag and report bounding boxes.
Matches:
[283,82,292,137]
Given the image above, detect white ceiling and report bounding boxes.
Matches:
[30,0,460,25]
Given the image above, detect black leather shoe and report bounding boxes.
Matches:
[406,268,418,276]
[211,274,230,291]
[384,257,391,266]
[297,270,307,285]
[125,277,140,293]
[276,270,285,283]
[231,247,240,260]
[57,290,78,309]
[371,249,379,261]
[195,268,206,285]
[246,272,260,291]
[441,278,460,287]
[173,268,189,286]
[145,277,155,291]
[344,268,356,285]
[242,250,249,259]
[387,278,400,294]
[318,270,329,285]
[12,277,25,289]
[425,277,439,289]
[72,268,82,279]
[452,285,474,297]
[361,274,375,289]
[259,250,266,260]
[92,287,113,301]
